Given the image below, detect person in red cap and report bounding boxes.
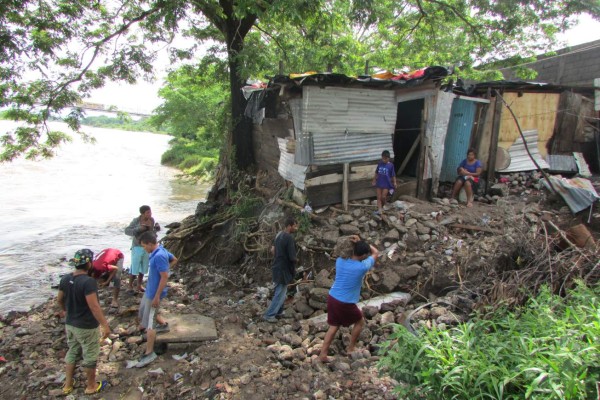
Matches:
[90,248,124,308]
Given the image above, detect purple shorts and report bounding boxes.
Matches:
[326,295,363,327]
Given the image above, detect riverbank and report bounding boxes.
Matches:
[1,170,599,399]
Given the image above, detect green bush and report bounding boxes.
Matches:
[378,283,600,400]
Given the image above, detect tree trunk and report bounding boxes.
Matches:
[227,31,255,170]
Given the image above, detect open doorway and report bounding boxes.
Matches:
[391,98,425,198]
[393,99,424,178]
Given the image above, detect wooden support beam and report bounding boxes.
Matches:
[397,135,421,176]
[342,163,349,211]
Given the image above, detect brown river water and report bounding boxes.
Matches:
[0,121,209,315]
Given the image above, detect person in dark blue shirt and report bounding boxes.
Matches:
[451,148,482,207]
[263,217,298,322]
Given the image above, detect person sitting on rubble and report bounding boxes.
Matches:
[451,148,482,208]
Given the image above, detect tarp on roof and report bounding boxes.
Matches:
[270,66,448,89]
[498,130,549,172]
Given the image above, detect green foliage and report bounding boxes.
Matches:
[378,283,600,400]
[1,0,599,162]
[78,115,166,133]
[160,137,219,181]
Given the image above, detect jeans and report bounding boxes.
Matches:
[263,282,288,319]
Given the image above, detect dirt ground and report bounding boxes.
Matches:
[1,174,599,399]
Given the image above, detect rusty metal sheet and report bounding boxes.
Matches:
[277,138,307,189]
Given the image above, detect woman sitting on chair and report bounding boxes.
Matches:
[451,148,482,208]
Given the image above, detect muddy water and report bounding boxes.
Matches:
[0,121,209,315]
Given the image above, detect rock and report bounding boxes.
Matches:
[314,270,333,289]
[430,306,447,319]
[361,305,379,319]
[319,230,340,246]
[394,264,421,280]
[374,269,401,292]
[336,214,354,224]
[278,345,294,361]
[295,300,316,318]
[308,298,327,311]
[383,229,400,241]
[126,336,143,345]
[339,224,360,236]
[380,311,395,325]
[309,287,329,303]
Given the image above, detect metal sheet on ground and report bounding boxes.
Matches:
[155,314,218,343]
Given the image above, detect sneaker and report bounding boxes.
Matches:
[155,322,170,333]
[263,316,277,323]
[135,352,157,368]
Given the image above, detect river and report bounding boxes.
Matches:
[0,121,209,316]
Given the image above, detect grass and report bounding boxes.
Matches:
[378,282,600,400]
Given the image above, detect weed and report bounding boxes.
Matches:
[378,282,600,400]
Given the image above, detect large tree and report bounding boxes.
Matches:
[1,0,598,165]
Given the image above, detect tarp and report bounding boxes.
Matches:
[542,175,600,214]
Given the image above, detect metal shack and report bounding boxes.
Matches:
[248,67,485,207]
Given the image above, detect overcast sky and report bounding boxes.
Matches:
[88,14,600,115]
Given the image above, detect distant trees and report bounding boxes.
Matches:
[1,0,598,166]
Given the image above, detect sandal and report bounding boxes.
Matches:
[62,385,73,395]
[84,380,107,395]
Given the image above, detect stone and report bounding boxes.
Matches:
[336,214,355,224]
[373,269,401,292]
[361,305,379,319]
[393,264,421,280]
[339,224,360,235]
[314,269,333,288]
[383,229,400,241]
[309,287,329,303]
[380,312,395,325]
[319,230,340,246]
[294,300,316,318]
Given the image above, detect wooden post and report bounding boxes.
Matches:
[416,106,428,199]
[278,60,284,75]
[326,63,333,73]
[342,163,350,211]
[365,61,370,75]
[396,136,421,176]
[486,90,503,192]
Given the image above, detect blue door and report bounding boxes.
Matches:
[439,99,477,182]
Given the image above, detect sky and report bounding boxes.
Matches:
[87,14,600,115]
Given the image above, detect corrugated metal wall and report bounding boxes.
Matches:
[289,98,312,166]
[301,86,397,164]
[439,99,477,182]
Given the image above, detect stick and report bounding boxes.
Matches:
[449,223,502,234]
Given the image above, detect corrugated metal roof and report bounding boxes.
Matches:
[312,132,394,164]
[277,138,307,189]
[498,130,550,172]
[542,176,599,213]
[546,154,577,173]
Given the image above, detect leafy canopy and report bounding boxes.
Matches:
[0,0,598,161]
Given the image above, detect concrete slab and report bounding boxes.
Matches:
[309,291,411,323]
[155,313,218,343]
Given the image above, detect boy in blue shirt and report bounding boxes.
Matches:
[135,231,177,368]
[319,235,379,362]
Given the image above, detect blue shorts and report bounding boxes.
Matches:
[130,246,149,275]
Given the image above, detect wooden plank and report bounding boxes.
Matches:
[305,173,343,187]
[397,135,421,176]
[351,164,377,174]
[486,93,503,191]
[343,163,349,211]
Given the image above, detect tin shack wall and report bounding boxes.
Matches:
[301,86,397,164]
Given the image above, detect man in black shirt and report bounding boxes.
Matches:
[57,249,111,395]
[263,217,298,322]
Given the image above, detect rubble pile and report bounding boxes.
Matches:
[1,183,598,398]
